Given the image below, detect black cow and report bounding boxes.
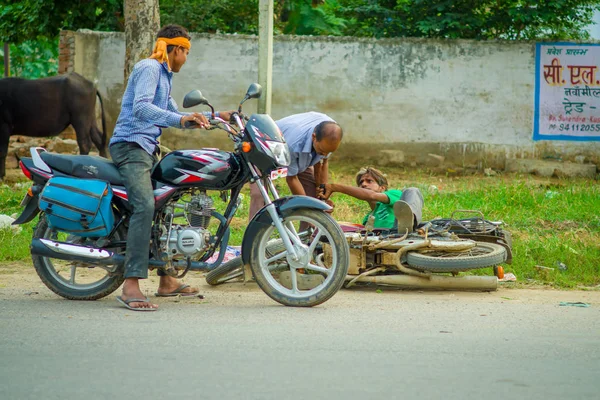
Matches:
[0,72,107,179]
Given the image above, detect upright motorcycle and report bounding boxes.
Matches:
[12,83,350,307]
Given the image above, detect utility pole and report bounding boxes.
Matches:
[257,0,273,114]
[3,43,9,77]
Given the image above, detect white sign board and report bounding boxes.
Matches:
[534,43,600,141]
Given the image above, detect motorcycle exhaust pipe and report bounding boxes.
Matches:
[31,238,125,266]
[31,238,175,268]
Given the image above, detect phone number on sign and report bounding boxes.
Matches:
[555,124,600,132]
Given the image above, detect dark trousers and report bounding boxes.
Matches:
[110,142,158,279]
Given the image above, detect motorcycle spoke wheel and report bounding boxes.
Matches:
[250,209,349,307]
[406,242,507,272]
[32,216,125,300]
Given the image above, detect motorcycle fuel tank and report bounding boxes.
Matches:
[152,149,243,190]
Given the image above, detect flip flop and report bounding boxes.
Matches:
[116,296,158,312]
[154,284,199,297]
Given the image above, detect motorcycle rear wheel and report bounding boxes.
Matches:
[406,242,507,272]
[31,215,125,300]
[249,209,349,307]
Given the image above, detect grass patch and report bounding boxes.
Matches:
[2,164,599,288]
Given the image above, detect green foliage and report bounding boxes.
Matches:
[0,37,58,78]
[1,0,597,56]
[159,0,600,40]
[278,0,347,35]
[0,0,123,43]
[160,0,347,36]
[160,0,259,34]
[337,0,600,39]
[0,0,122,78]
[0,182,35,261]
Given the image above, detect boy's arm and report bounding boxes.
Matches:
[321,183,390,203]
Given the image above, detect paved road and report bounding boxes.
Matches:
[1,281,599,400]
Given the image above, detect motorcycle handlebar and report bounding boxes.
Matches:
[183,120,199,129]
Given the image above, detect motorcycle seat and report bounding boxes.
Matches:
[40,152,124,186]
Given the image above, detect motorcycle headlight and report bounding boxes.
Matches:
[265,141,290,166]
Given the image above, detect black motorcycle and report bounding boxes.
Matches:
[12,83,350,307]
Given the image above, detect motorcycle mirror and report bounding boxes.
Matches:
[245,83,262,100]
[183,90,210,108]
[238,83,262,112]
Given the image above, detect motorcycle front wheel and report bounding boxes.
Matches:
[249,209,349,307]
[31,215,125,300]
[406,242,507,272]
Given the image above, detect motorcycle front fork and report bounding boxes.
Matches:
[252,169,302,261]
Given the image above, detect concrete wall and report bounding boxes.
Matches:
[65,29,600,169]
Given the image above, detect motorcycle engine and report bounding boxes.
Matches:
[159,193,215,259]
[162,226,210,258]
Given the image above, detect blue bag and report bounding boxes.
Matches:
[39,177,115,237]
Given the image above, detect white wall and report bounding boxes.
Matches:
[71,30,600,168]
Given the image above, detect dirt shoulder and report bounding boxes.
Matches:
[2,261,599,308]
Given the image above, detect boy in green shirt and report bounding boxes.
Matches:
[318,167,423,232]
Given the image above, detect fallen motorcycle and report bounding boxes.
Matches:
[206,210,512,292]
[339,210,511,291]
[12,83,349,307]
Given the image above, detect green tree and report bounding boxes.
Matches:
[0,0,123,43]
[276,0,347,35]
[336,0,600,40]
[0,0,123,78]
[159,0,346,35]
[160,0,259,34]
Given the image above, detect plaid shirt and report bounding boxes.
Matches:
[110,59,199,155]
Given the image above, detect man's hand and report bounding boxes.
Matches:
[181,112,209,129]
[217,110,235,122]
[317,183,333,200]
[322,199,334,214]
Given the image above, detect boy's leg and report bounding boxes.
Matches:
[401,187,424,225]
[393,187,424,233]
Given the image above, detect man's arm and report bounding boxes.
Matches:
[313,158,328,186]
[321,183,390,203]
[132,64,183,128]
[286,176,306,196]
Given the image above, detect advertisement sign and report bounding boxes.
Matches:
[534,42,600,141]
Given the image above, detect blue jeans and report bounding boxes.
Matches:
[109,142,157,279]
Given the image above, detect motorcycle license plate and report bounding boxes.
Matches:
[19,193,32,207]
[270,168,288,180]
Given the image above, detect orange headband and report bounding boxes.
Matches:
[148,37,192,66]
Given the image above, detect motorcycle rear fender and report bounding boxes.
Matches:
[12,183,44,225]
[13,193,40,225]
[241,195,330,265]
